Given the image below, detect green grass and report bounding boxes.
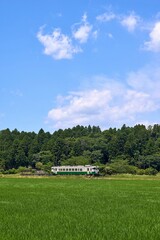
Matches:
[1,177,160,240]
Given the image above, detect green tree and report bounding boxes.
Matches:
[61,156,89,166]
[35,162,43,170]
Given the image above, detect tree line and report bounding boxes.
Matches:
[0,124,160,175]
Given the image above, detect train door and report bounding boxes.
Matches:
[87,167,91,175]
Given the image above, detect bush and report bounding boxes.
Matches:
[107,160,138,175]
[17,166,28,173]
[136,169,145,175]
[103,160,159,175]
[145,167,158,175]
[0,169,4,174]
[4,168,18,174]
[104,166,115,175]
[35,162,43,170]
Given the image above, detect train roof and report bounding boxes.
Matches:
[51,165,99,168]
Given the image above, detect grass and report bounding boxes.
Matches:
[1,177,160,239]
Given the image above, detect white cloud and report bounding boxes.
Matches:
[57,13,62,17]
[135,120,157,128]
[127,67,160,99]
[122,90,157,113]
[72,14,93,43]
[120,13,140,32]
[92,30,98,39]
[108,33,113,39]
[82,13,87,22]
[46,68,160,130]
[47,88,112,129]
[96,12,116,22]
[37,28,81,60]
[144,21,160,52]
[96,11,141,33]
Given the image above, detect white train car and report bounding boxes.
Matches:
[51,165,99,175]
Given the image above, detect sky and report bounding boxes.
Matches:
[1,0,160,133]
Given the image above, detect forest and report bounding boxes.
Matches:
[0,124,160,175]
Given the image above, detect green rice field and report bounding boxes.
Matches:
[1,176,160,240]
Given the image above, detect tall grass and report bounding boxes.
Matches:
[1,177,160,239]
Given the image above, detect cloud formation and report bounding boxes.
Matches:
[96,11,140,32]
[120,12,140,32]
[96,12,116,22]
[37,14,94,60]
[37,28,81,60]
[47,67,160,129]
[37,11,159,61]
[72,13,93,43]
[144,21,160,52]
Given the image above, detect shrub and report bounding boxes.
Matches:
[107,160,138,174]
[35,162,43,170]
[104,166,115,175]
[136,169,145,175]
[145,167,158,175]
[5,168,18,174]
[17,166,28,173]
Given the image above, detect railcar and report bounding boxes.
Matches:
[51,165,99,175]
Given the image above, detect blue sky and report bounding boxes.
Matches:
[1,0,160,132]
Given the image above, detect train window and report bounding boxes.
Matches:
[80,169,82,171]
[72,169,74,171]
[87,168,89,171]
[69,169,71,171]
[75,169,77,171]
[66,169,68,171]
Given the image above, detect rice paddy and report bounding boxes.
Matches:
[1,176,160,240]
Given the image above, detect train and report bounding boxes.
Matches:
[51,165,99,175]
